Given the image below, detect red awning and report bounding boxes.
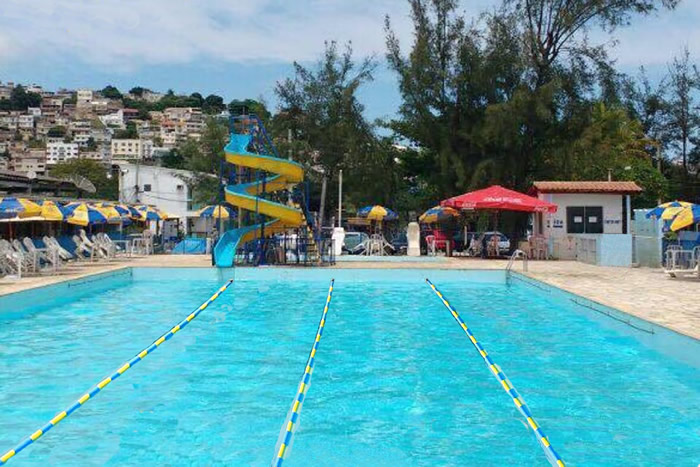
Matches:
[441,185,557,213]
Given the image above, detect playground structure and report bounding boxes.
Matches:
[213,115,333,267]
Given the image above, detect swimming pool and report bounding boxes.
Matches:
[0,268,698,465]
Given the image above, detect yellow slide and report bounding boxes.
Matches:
[214,133,306,267]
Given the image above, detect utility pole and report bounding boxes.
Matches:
[338,169,343,227]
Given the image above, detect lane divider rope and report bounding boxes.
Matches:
[425,278,565,467]
[272,279,335,467]
[0,279,235,465]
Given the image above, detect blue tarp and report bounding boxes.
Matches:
[172,238,207,255]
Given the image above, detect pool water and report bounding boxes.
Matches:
[0,268,698,465]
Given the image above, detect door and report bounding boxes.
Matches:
[585,206,603,234]
[566,207,585,234]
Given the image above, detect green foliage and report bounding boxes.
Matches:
[47,126,67,138]
[0,85,42,110]
[203,94,225,114]
[161,149,186,170]
[129,86,146,97]
[113,121,138,139]
[228,99,271,121]
[274,41,377,215]
[63,95,77,105]
[49,159,118,200]
[100,85,122,99]
[384,0,683,217]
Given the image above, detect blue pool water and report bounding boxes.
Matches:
[0,268,698,465]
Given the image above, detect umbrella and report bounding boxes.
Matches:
[64,203,108,226]
[419,206,460,224]
[645,201,695,221]
[135,205,170,221]
[37,200,68,221]
[94,203,131,224]
[0,197,42,219]
[358,205,398,221]
[197,205,236,219]
[670,204,700,231]
[441,185,558,213]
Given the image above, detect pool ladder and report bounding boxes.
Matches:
[506,249,528,272]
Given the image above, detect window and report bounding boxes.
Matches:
[567,206,603,234]
[143,184,152,192]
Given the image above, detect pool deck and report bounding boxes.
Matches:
[1,255,697,340]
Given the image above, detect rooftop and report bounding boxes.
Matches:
[532,181,643,194]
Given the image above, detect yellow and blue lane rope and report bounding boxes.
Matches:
[425,278,566,467]
[273,279,335,467]
[0,279,235,465]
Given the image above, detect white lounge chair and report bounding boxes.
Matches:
[72,235,96,261]
[43,236,74,261]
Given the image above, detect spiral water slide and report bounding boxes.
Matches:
[213,133,305,267]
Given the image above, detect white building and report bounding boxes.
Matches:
[27,107,41,117]
[118,163,194,232]
[76,89,93,108]
[99,109,124,128]
[12,151,46,175]
[46,142,79,165]
[111,138,153,161]
[18,114,35,130]
[532,181,642,266]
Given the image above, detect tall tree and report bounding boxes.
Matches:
[507,0,680,86]
[665,46,700,173]
[275,41,376,222]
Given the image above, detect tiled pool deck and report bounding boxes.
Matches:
[1,255,697,340]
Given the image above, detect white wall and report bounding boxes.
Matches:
[118,164,192,230]
[539,193,625,238]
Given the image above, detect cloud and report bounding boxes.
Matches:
[0,0,417,69]
[0,0,695,77]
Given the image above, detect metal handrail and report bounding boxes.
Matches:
[506,249,528,272]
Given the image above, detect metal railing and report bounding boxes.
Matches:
[234,236,335,267]
[506,249,528,272]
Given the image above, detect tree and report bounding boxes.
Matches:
[506,0,680,86]
[203,94,225,114]
[228,99,272,122]
[48,126,67,138]
[129,86,146,97]
[276,41,376,223]
[113,121,138,139]
[63,94,77,105]
[173,118,229,205]
[8,85,41,110]
[101,85,122,100]
[385,0,681,213]
[665,47,700,173]
[161,149,186,170]
[562,103,667,206]
[86,137,98,151]
[49,159,118,200]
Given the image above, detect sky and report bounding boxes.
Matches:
[0,0,698,121]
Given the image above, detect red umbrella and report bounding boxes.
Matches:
[441,185,557,213]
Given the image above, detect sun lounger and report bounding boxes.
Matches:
[43,236,74,261]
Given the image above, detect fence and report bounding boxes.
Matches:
[234,236,335,267]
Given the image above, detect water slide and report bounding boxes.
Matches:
[214,132,306,267]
